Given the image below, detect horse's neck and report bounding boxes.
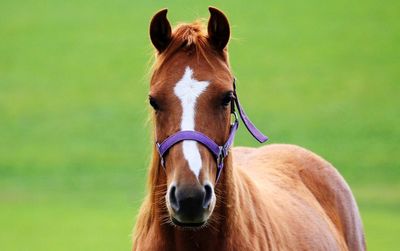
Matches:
[150,155,265,250]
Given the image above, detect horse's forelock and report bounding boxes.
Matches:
[152,21,226,72]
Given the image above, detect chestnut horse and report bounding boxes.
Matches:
[133,7,366,251]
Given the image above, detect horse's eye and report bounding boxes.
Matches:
[149,96,160,110]
[221,91,234,107]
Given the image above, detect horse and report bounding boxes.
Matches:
[132,7,366,251]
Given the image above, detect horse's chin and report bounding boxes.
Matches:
[171,217,207,230]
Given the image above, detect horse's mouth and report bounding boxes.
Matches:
[171,217,206,229]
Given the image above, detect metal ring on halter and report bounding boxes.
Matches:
[231,111,238,125]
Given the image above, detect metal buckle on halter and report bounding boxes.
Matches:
[217,146,227,168]
[156,143,165,168]
[217,112,237,168]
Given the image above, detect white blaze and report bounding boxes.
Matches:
[174,67,209,179]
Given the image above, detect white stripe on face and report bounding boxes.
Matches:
[174,67,209,179]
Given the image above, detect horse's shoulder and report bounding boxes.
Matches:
[245,143,366,250]
[256,144,350,193]
[234,143,326,171]
[239,143,351,197]
[233,143,355,206]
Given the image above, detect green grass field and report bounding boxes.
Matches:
[1,0,399,250]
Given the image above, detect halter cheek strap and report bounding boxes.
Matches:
[155,78,268,182]
[232,79,268,143]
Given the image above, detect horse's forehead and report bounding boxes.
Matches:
[174,67,210,98]
[152,50,231,87]
[152,67,230,94]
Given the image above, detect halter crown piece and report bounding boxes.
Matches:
[156,78,268,182]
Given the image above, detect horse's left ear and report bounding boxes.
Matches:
[207,7,230,51]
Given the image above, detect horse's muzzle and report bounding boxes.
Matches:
[168,184,213,226]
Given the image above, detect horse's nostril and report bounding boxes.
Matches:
[203,184,213,209]
[169,185,179,211]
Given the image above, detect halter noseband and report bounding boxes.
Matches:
[155,78,268,182]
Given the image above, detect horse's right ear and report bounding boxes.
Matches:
[149,9,172,53]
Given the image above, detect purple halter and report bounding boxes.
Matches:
[156,78,268,182]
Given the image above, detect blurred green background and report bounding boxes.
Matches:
[1,0,399,250]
